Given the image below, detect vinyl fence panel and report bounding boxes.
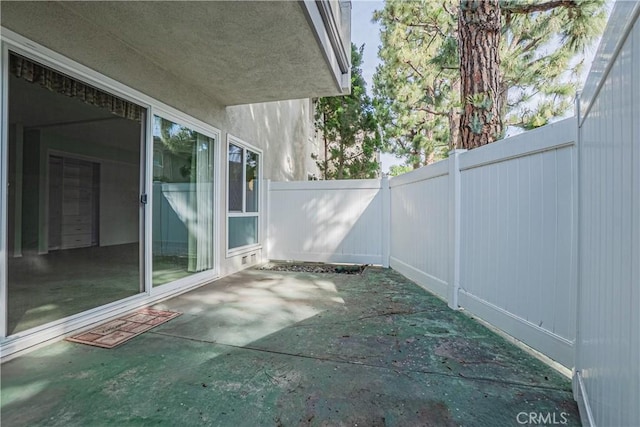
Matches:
[457,119,578,368]
[389,160,450,299]
[574,4,640,426]
[267,179,385,265]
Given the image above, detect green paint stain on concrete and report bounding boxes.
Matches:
[1,267,580,426]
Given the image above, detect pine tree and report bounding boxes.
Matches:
[314,44,381,179]
[374,0,606,159]
[373,0,456,168]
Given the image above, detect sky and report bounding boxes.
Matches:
[350,1,383,93]
[349,0,610,175]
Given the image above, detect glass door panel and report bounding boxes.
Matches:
[152,116,215,286]
[6,52,145,334]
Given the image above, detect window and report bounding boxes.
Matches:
[227,138,261,252]
[152,116,215,286]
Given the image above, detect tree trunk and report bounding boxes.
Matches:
[410,130,421,170]
[323,110,329,180]
[458,0,502,149]
[498,79,509,138]
[449,78,462,149]
[412,158,421,170]
[337,142,345,180]
[425,112,434,166]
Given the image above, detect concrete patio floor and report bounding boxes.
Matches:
[1,267,580,426]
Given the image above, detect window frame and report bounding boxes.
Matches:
[226,134,262,257]
[150,111,220,290]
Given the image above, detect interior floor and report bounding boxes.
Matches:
[7,243,140,335]
[152,255,193,286]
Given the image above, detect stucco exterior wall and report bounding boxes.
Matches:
[2,6,324,277]
[227,100,321,181]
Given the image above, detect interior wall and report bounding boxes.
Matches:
[99,160,139,247]
[20,129,41,253]
[35,127,140,250]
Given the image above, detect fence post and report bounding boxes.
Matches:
[448,149,466,309]
[381,175,390,268]
[263,179,271,263]
[573,93,582,392]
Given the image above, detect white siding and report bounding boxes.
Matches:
[267,180,385,265]
[389,161,450,299]
[457,120,577,367]
[575,5,640,426]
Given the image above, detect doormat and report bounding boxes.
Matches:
[66,308,181,349]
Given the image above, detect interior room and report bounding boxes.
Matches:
[6,52,144,334]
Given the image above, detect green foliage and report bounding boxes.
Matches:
[467,92,493,109]
[373,0,606,166]
[499,0,607,128]
[373,0,455,169]
[157,117,197,180]
[159,118,197,156]
[470,112,484,135]
[314,44,382,180]
[387,164,413,177]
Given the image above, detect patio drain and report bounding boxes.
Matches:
[259,262,368,274]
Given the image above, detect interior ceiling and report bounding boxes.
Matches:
[1,1,343,106]
[9,76,142,151]
[9,76,114,127]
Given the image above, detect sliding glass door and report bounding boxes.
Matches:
[2,48,220,338]
[5,52,145,334]
[151,116,215,286]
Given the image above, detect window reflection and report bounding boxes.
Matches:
[228,144,243,212]
[227,141,260,251]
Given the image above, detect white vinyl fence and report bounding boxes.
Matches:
[268,119,578,369]
[573,3,640,426]
[266,179,388,266]
[457,121,577,367]
[389,159,450,300]
[386,118,578,368]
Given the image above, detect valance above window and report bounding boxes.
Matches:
[9,53,144,122]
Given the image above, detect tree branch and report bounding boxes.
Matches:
[404,60,424,79]
[521,36,544,53]
[501,0,577,14]
[418,107,450,117]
